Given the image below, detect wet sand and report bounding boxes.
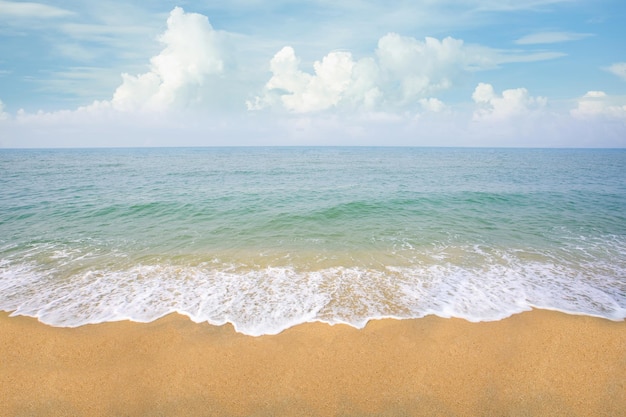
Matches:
[1,309,624,416]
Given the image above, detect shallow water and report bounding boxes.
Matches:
[1,147,625,335]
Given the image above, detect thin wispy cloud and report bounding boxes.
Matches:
[0,0,74,19]
[515,31,594,45]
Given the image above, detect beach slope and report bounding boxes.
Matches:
[1,310,624,416]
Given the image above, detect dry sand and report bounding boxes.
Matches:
[1,309,624,416]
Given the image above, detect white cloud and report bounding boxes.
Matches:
[0,99,8,120]
[56,22,158,62]
[0,1,73,19]
[3,89,625,148]
[515,31,593,45]
[2,4,624,148]
[472,82,547,121]
[264,47,355,112]
[60,22,150,38]
[582,91,607,98]
[196,0,582,54]
[571,91,626,120]
[419,98,447,113]
[606,63,626,81]
[100,7,224,112]
[248,46,383,113]
[376,34,459,102]
[495,51,566,63]
[250,33,528,114]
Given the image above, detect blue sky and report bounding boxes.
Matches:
[0,0,625,147]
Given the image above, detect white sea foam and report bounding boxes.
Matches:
[1,252,624,336]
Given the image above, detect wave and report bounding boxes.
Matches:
[1,247,624,336]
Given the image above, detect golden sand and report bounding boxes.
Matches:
[1,310,624,416]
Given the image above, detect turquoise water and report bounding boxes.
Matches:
[1,147,625,335]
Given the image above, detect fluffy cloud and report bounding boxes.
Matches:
[255,47,357,112]
[418,97,447,113]
[2,6,624,148]
[570,91,626,120]
[99,7,224,112]
[472,82,546,121]
[606,63,626,81]
[376,34,480,103]
[247,46,381,113]
[250,33,503,113]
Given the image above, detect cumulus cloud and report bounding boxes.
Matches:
[250,33,508,113]
[570,91,626,120]
[419,97,447,113]
[2,6,624,148]
[472,82,547,121]
[606,63,626,81]
[376,34,476,102]
[96,7,224,112]
[259,47,356,112]
[247,46,382,113]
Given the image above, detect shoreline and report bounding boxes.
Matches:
[1,309,624,416]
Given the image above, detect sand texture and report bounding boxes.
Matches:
[1,310,625,416]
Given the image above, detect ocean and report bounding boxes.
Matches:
[0,147,624,335]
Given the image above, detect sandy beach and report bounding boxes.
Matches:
[1,309,624,416]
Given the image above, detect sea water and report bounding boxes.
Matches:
[0,147,624,335]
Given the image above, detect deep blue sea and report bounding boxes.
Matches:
[1,147,625,335]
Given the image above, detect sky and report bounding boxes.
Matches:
[0,0,625,147]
